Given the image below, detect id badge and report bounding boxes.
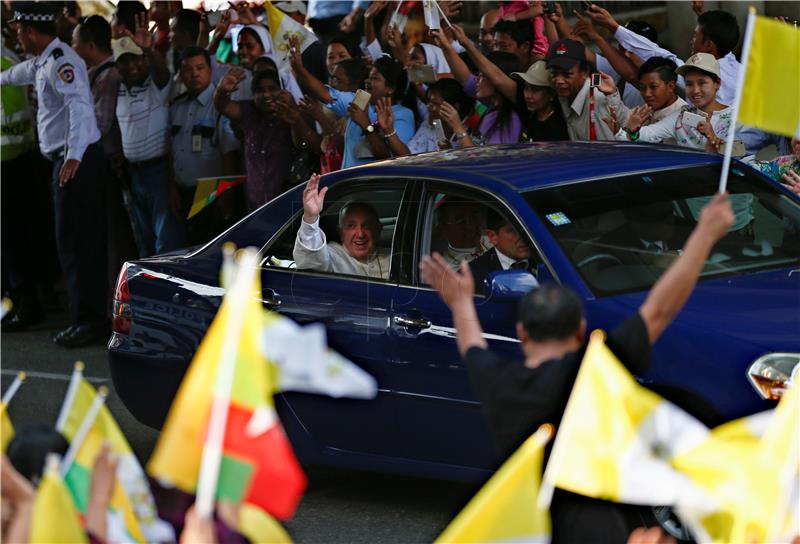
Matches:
[192,133,202,153]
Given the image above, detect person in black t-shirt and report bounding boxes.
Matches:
[419,193,734,544]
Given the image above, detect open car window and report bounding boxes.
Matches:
[525,164,800,297]
[261,182,406,282]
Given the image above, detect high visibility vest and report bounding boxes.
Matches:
[1,55,35,161]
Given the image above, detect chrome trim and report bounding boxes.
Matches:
[419,324,520,344]
[746,352,800,399]
[393,316,432,329]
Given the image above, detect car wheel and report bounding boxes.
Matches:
[650,505,694,542]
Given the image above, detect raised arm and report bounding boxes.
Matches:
[572,11,639,85]
[375,96,411,157]
[289,37,333,104]
[364,1,389,53]
[639,193,734,343]
[451,25,518,104]
[206,11,231,55]
[126,13,170,88]
[213,68,245,120]
[432,30,472,86]
[420,253,487,356]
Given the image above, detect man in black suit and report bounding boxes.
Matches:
[470,211,537,295]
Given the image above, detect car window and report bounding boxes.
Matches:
[262,181,406,282]
[408,186,544,294]
[525,164,800,297]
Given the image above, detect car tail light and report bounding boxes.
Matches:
[112,264,132,334]
[747,353,800,400]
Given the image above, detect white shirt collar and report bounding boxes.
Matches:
[35,37,61,69]
[568,78,592,116]
[495,248,517,270]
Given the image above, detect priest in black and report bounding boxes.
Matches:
[469,210,537,295]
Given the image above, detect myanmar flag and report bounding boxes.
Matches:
[148,248,306,529]
[738,14,800,138]
[31,454,88,544]
[188,175,246,219]
[436,425,552,544]
[1,402,13,452]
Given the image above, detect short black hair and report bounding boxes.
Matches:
[486,209,511,232]
[6,424,69,484]
[114,1,147,34]
[492,19,534,47]
[172,8,201,44]
[252,68,281,91]
[334,57,369,90]
[373,57,407,102]
[638,56,677,83]
[328,34,361,59]
[77,15,112,53]
[518,283,584,341]
[427,78,474,119]
[180,45,210,68]
[698,10,740,57]
[252,55,278,74]
[625,20,658,45]
[486,50,522,76]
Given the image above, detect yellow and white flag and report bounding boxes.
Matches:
[436,425,552,544]
[539,330,795,543]
[738,13,800,138]
[265,1,318,71]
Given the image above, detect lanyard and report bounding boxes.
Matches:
[588,87,597,141]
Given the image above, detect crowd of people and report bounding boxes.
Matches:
[1,0,798,339]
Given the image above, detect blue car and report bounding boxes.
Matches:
[109,142,800,483]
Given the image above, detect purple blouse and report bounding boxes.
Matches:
[464,74,523,145]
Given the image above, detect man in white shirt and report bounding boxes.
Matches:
[546,38,616,141]
[115,17,184,256]
[469,212,539,296]
[294,174,390,278]
[586,5,741,107]
[1,3,108,346]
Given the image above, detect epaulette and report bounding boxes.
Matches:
[51,48,63,60]
[169,91,189,106]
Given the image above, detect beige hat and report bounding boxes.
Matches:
[511,61,552,88]
[676,52,721,79]
[274,1,307,15]
[112,37,143,62]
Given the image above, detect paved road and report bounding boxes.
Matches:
[1,310,479,543]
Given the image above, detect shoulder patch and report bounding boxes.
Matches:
[169,91,189,106]
[57,63,75,84]
[51,48,64,60]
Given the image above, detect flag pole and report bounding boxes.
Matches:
[59,386,108,477]
[1,372,26,405]
[718,6,757,193]
[195,248,258,520]
[55,362,85,432]
[434,0,453,28]
[391,0,404,23]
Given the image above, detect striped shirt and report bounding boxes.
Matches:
[116,76,173,162]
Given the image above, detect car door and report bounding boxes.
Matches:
[389,180,551,472]
[259,176,409,460]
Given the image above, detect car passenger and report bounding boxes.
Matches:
[469,211,538,295]
[420,193,735,543]
[294,174,390,278]
[434,198,492,268]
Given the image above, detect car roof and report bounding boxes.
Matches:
[351,142,722,191]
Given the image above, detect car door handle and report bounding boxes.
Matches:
[263,289,282,309]
[394,315,431,330]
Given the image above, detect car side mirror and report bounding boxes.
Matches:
[485,269,539,302]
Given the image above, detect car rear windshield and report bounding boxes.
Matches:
[525,164,800,297]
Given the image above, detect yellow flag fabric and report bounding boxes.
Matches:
[738,15,800,138]
[62,379,157,543]
[31,458,89,544]
[147,261,268,492]
[436,425,552,544]
[1,402,13,452]
[265,0,319,69]
[238,503,293,544]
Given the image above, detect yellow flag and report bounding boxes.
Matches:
[1,402,13,452]
[738,15,800,138]
[436,425,552,544]
[31,455,89,544]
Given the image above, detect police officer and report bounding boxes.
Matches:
[1,2,108,347]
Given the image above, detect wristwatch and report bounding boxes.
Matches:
[365,123,376,134]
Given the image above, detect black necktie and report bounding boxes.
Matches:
[511,260,529,270]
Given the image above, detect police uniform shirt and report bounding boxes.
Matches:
[116,75,174,163]
[0,37,100,160]
[169,83,239,188]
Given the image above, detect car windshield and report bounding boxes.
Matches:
[525,164,800,297]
